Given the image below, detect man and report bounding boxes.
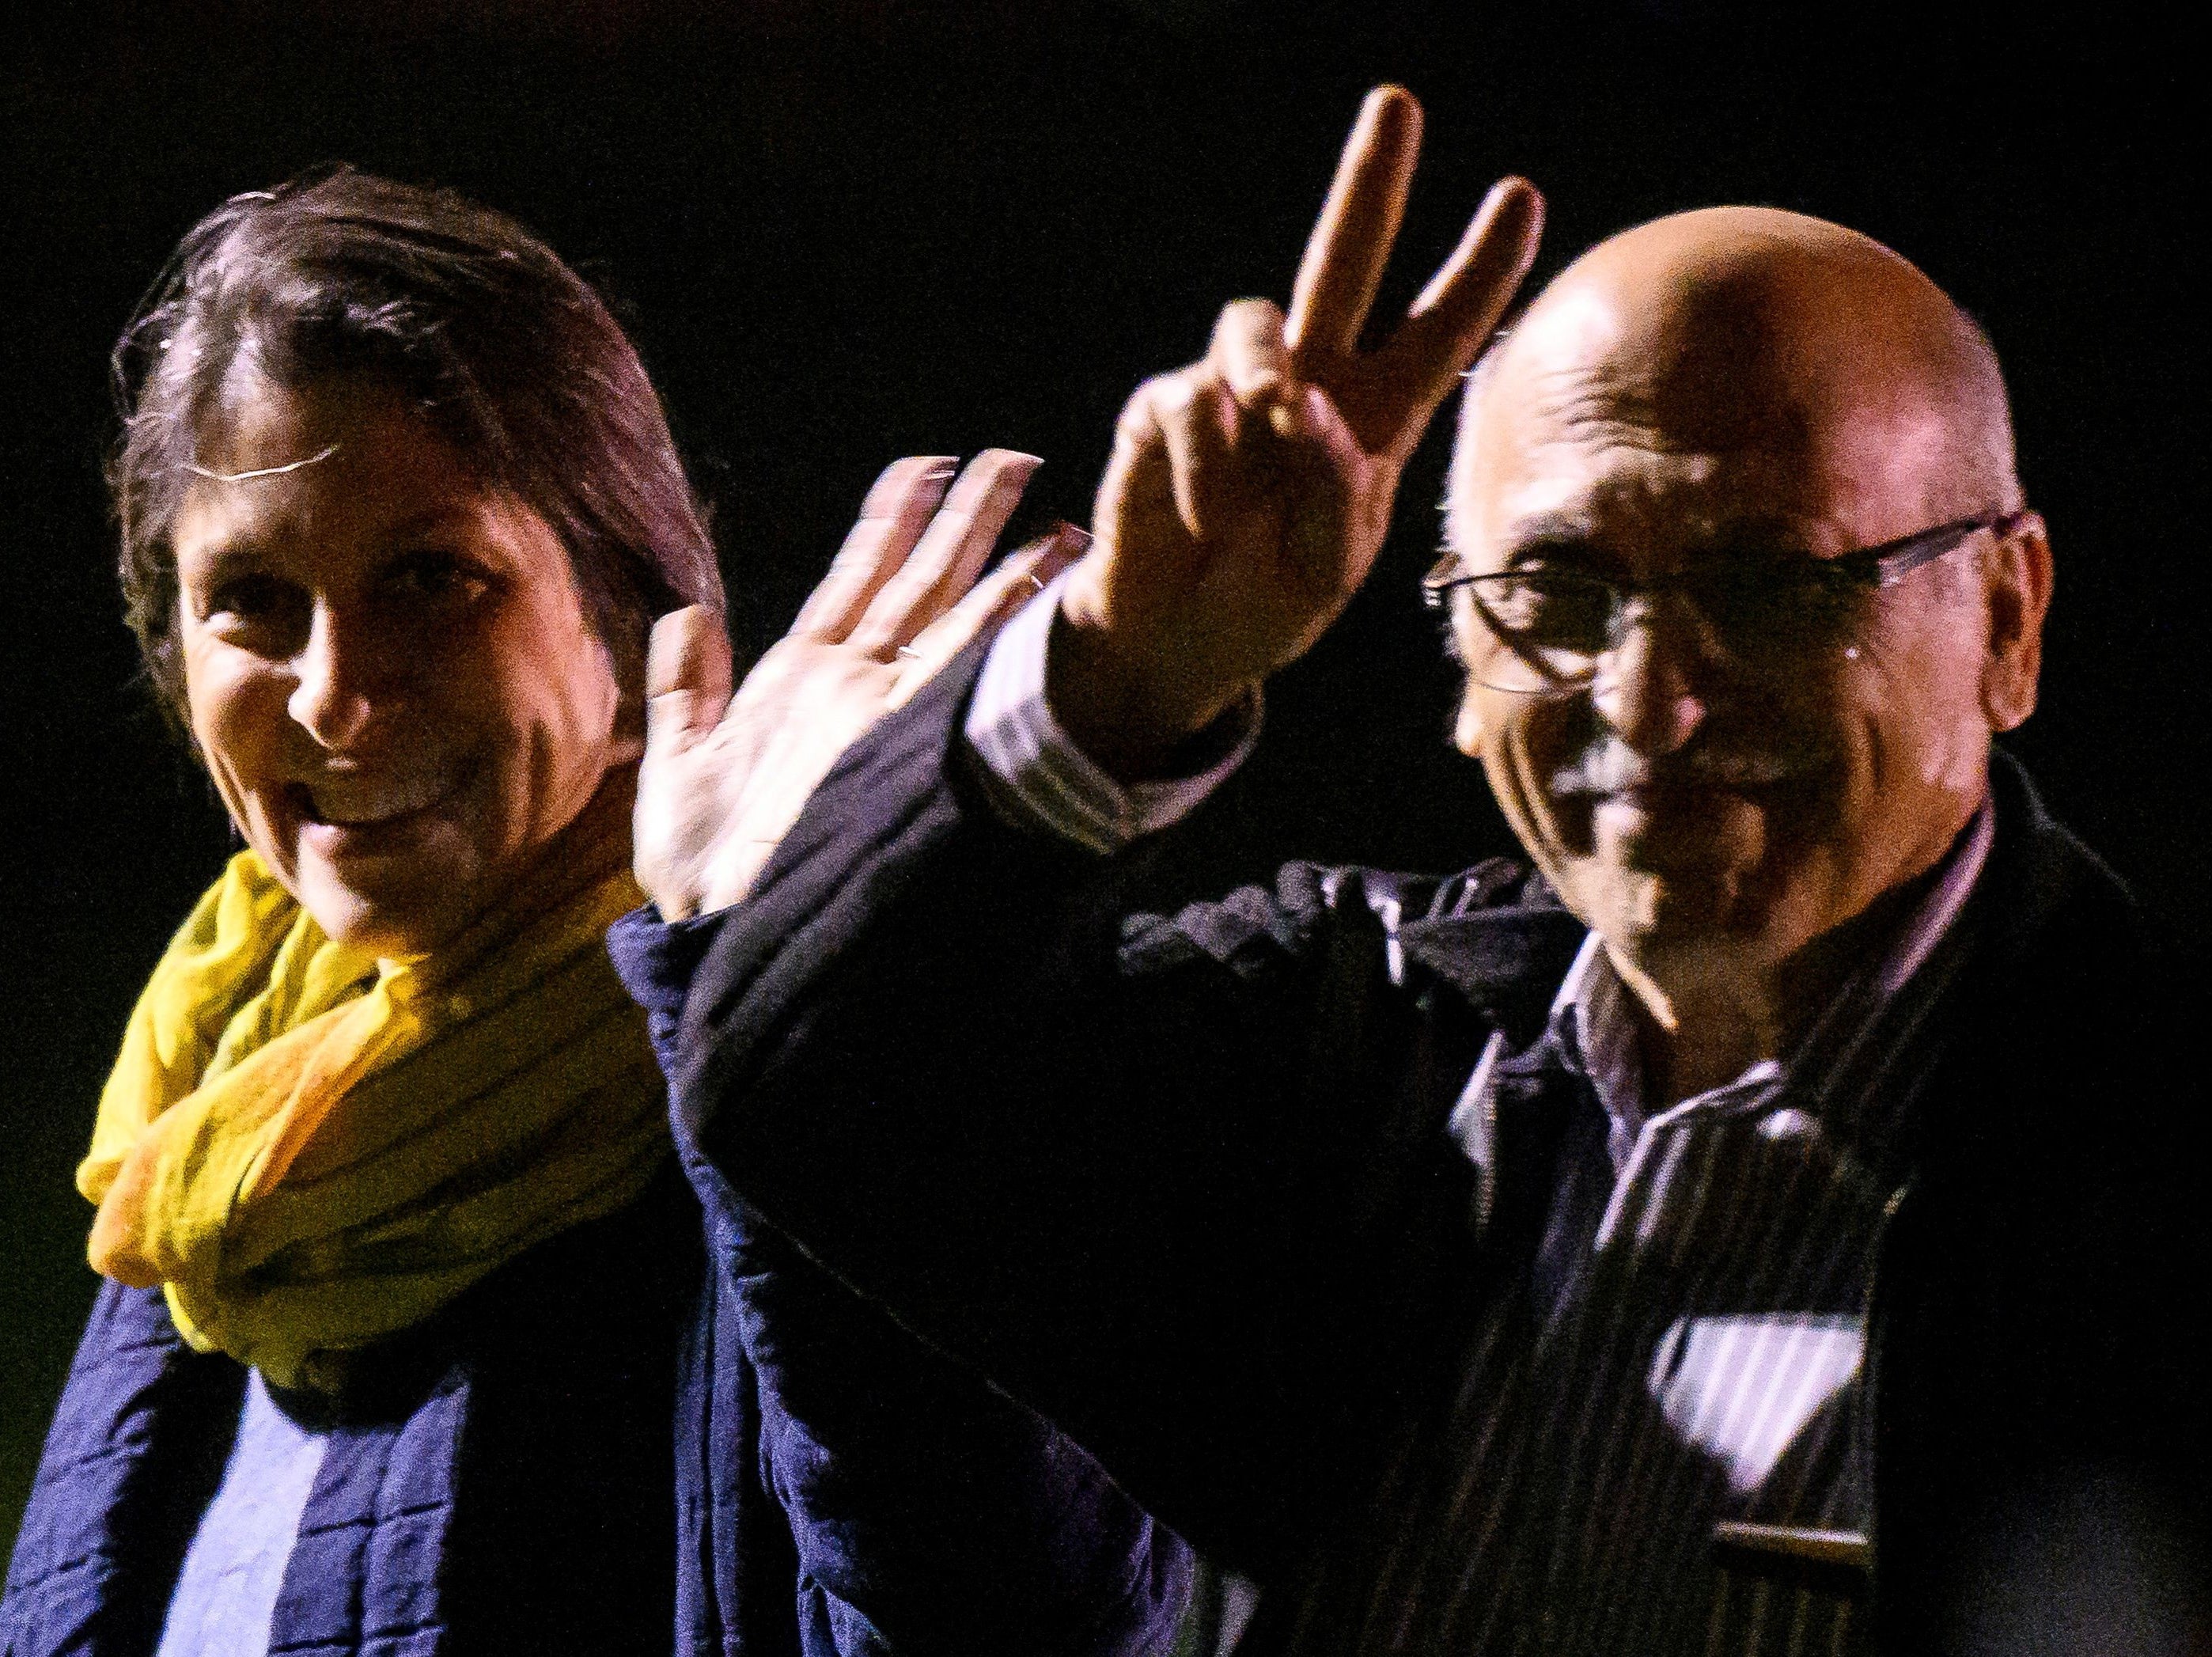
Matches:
[622,89,2208,1652]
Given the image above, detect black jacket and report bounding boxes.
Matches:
[665,645,2210,1652]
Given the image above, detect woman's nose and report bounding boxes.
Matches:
[286,604,393,749]
[1589,597,1709,756]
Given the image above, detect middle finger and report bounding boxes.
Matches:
[848,449,1043,657]
[794,454,960,640]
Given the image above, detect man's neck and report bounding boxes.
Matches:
[1606,872,1943,1109]
[1608,955,1779,1109]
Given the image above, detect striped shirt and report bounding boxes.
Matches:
[966,586,1994,1654]
[1297,807,1992,1656]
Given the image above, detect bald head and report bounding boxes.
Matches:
[1438,205,2054,1012]
[1449,207,2018,554]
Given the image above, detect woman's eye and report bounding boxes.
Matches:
[205,573,296,623]
[388,552,491,604]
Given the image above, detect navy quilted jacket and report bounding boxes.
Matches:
[0,1167,707,1657]
[4,1058,1186,1657]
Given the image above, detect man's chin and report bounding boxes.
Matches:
[1564,858,1782,962]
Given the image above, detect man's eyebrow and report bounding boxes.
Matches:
[1487,511,1826,567]
[1493,512,1599,563]
[1691,516,1824,559]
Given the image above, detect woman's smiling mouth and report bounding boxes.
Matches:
[288,768,467,850]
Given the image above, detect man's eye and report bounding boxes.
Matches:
[1689,571,1863,647]
[1487,573,1609,637]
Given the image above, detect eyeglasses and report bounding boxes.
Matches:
[1423,513,2021,694]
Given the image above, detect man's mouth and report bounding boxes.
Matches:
[1551,743,1812,800]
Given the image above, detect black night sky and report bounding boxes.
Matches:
[1,0,2199,1541]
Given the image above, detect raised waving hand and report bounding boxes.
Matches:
[1051,86,1543,777]
[637,450,1081,920]
[635,89,1539,916]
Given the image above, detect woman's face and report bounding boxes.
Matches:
[172,370,635,957]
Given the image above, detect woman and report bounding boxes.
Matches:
[0,170,1185,1657]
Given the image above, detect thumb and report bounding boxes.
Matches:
[646,606,735,756]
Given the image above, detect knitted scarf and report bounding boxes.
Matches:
[78,793,669,1390]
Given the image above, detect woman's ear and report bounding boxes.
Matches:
[609,684,649,765]
[603,615,650,764]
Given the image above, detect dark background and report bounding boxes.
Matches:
[2,0,2198,1551]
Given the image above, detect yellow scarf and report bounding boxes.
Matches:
[79,797,669,1390]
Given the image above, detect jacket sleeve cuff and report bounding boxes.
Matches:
[607,904,726,1083]
[962,567,1260,855]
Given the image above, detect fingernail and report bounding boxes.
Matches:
[1365,85,1418,131]
[1490,179,1544,239]
[865,457,957,518]
[1010,521,1088,564]
[983,452,1044,491]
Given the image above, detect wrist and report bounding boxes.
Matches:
[1044,603,1250,783]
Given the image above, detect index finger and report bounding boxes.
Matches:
[1284,85,1424,375]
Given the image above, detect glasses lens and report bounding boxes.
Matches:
[1460,563,1876,692]
[1469,573,1611,691]
[1689,567,1864,665]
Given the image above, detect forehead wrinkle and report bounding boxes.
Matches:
[176,459,330,560]
[1479,413,1824,559]
[1458,342,1848,563]
[1527,336,1820,453]
[1487,468,1803,567]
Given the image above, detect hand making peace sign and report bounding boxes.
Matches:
[1051,86,1543,777]
[634,87,1541,919]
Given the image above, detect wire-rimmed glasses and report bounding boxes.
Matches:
[1423,513,2020,693]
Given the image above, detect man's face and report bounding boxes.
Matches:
[174,370,632,957]
[1446,282,2036,988]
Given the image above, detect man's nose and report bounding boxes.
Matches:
[1589,598,1709,756]
[286,603,394,749]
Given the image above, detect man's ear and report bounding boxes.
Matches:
[1454,675,1490,757]
[1981,512,2052,732]
[1449,602,1491,756]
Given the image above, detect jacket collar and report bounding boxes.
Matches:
[1396,882,1586,1049]
[1974,745,2119,969]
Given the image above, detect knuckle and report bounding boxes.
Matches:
[1117,385,1169,442]
[1220,295,1285,333]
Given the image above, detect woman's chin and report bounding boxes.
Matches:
[294,855,483,960]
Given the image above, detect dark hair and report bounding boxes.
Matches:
[112,166,724,727]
